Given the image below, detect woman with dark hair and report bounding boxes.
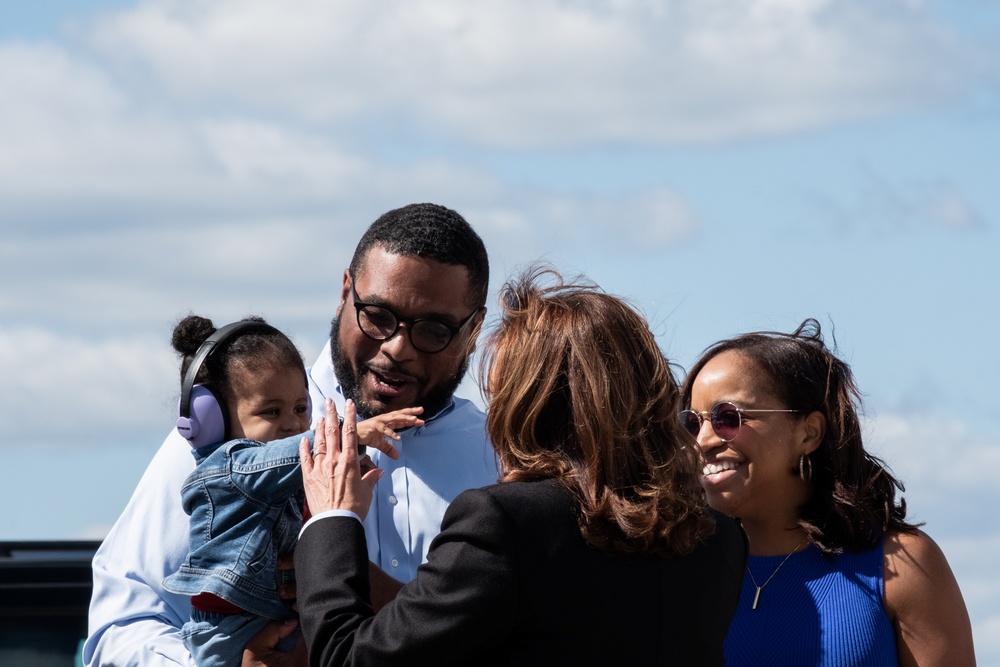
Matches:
[292,267,747,666]
[680,319,975,666]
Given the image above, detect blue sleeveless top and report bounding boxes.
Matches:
[724,542,898,666]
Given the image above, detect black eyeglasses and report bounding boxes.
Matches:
[349,279,480,354]
[679,401,799,442]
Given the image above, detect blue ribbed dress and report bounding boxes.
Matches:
[724,542,898,666]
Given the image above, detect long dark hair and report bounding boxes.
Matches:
[480,266,714,557]
[681,318,918,553]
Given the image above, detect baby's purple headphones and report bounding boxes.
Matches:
[175,320,279,448]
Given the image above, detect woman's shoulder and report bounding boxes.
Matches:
[882,528,959,619]
[451,478,570,520]
[461,477,566,505]
[439,479,572,544]
[883,528,950,576]
[882,530,976,664]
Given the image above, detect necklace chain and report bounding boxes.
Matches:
[746,538,808,611]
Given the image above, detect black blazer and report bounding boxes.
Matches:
[296,478,746,666]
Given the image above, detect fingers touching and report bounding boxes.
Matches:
[299,398,379,519]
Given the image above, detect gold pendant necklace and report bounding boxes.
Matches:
[746,538,808,610]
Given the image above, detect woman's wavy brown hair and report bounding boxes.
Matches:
[479,266,714,557]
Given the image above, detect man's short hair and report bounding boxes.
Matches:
[350,203,490,307]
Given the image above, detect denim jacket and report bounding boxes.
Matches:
[162,431,312,619]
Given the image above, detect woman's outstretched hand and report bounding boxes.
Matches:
[300,398,383,520]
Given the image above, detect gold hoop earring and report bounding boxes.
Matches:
[799,454,813,482]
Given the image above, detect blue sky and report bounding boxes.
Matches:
[2,0,998,661]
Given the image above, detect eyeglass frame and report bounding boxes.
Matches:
[348,277,482,354]
[679,401,800,442]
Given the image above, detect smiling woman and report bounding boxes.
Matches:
[680,319,976,667]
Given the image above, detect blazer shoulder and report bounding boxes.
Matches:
[459,480,576,535]
[479,478,567,506]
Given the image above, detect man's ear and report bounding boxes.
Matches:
[465,307,487,356]
[801,410,826,455]
[336,269,351,317]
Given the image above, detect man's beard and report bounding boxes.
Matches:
[329,314,469,420]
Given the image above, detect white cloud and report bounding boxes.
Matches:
[919,181,985,230]
[0,327,177,449]
[82,0,974,147]
[863,410,999,532]
[803,169,988,234]
[0,44,374,224]
[194,119,370,197]
[537,187,699,254]
[2,39,616,236]
[0,43,199,203]
[860,173,987,232]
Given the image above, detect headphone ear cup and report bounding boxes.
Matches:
[176,385,228,448]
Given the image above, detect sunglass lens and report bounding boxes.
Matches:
[711,403,741,441]
[679,411,701,438]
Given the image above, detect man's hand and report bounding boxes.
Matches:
[242,619,306,667]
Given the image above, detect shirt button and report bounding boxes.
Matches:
[387,495,398,505]
[390,559,399,568]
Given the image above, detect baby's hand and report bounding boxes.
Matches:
[356,407,424,459]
